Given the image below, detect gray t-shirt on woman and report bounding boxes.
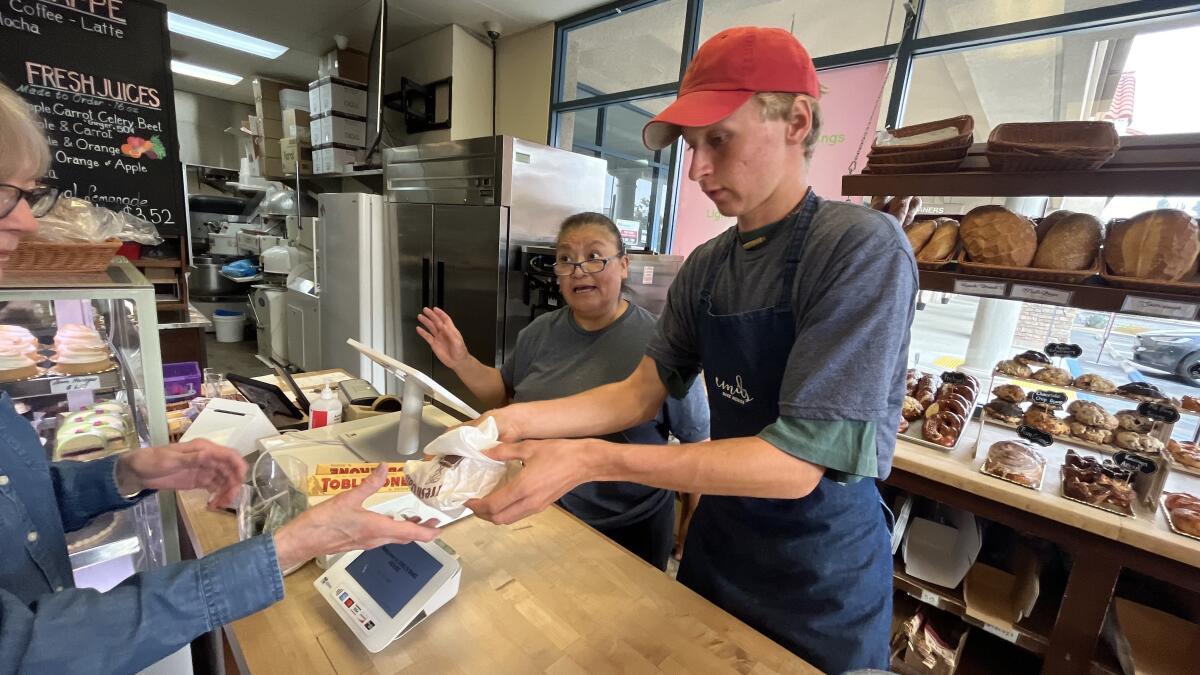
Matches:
[501,303,710,528]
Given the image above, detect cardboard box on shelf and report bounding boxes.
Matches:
[902,508,982,589]
[252,77,285,101]
[255,97,282,122]
[307,77,369,118]
[319,48,369,84]
[311,112,367,148]
[257,117,282,139]
[283,159,314,176]
[281,137,312,166]
[962,546,1041,629]
[285,125,311,144]
[313,145,358,175]
[254,137,281,160]
[283,108,310,130]
[255,157,284,178]
[1110,598,1200,674]
[892,604,970,675]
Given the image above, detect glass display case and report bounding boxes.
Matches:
[0,259,175,590]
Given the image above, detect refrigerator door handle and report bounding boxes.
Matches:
[435,261,446,308]
[421,257,431,309]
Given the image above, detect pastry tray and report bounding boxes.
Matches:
[981,412,1121,456]
[1161,495,1200,541]
[1060,477,1135,517]
[1167,455,1200,478]
[0,366,124,402]
[898,400,978,453]
[980,462,1045,491]
[989,370,1193,418]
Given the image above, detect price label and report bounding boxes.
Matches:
[1017,425,1054,447]
[981,623,1020,644]
[918,589,941,608]
[1120,296,1199,320]
[642,266,654,285]
[953,280,1008,297]
[1009,284,1073,305]
[1045,343,1083,358]
[1114,451,1160,475]
[941,371,968,385]
[1137,401,1180,424]
[49,376,101,394]
[1029,390,1067,406]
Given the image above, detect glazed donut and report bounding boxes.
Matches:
[940,398,970,418]
[923,411,966,447]
[938,384,976,404]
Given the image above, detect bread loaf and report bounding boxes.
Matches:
[906,219,936,254]
[1032,213,1101,270]
[917,219,959,262]
[1105,209,1200,280]
[960,205,1037,267]
[1036,210,1073,243]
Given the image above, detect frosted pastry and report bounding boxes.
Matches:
[0,341,40,382]
[51,324,113,375]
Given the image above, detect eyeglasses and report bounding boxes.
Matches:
[0,184,60,219]
[553,256,620,277]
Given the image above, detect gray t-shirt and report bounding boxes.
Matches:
[646,196,916,478]
[502,303,710,528]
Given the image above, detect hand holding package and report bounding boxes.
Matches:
[403,417,507,518]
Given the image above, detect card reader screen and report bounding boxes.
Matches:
[345,543,442,617]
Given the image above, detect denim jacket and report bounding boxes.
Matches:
[0,395,284,673]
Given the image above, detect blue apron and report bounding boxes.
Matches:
[677,192,893,673]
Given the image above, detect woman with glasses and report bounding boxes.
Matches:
[417,212,709,569]
[0,83,441,673]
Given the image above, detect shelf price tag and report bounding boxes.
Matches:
[953,279,1008,297]
[981,622,1020,644]
[941,372,968,385]
[918,589,941,608]
[49,376,101,395]
[1137,401,1180,424]
[1017,425,1054,447]
[1009,284,1073,305]
[1045,343,1083,358]
[1120,296,1198,320]
[1029,390,1068,407]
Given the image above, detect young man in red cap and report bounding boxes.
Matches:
[467,27,916,671]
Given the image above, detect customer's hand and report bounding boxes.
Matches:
[273,464,440,571]
[416,307,470,371]
[466,437,597,525]
[116,439,247,509]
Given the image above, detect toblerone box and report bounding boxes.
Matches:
[315,462,405,475]
[307,472,409,496]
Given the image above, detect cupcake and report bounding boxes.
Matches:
[51,324,114,375]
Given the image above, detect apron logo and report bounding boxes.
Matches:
[714,375,754,405]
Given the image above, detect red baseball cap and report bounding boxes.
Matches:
[643,27,821,150]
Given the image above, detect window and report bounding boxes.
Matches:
[903,14,1200,139]
[556,96,675,250]
[699,0,905,57]
[559,0,687,101]
[919,0,1132,36]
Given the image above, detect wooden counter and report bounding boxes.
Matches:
[176,388,817,675]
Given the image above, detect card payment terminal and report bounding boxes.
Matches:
[314,539,461,653]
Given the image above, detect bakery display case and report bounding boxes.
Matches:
[848,131,1200,675]
[0,259,176,582]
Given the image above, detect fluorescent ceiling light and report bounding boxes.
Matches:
[171,60,244,86]
[168,12,288,59]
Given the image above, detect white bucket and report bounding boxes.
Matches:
[213,311,246,343]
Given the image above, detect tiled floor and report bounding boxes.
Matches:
[205,333,272,377]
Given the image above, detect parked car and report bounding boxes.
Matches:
[1132,330,1200,385]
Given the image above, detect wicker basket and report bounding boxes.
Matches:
[863,158,965,174]
[866,143,972,165]
[915,243,960,271]
[1100,268,1200,296]
[5,240,121,273]
[986,121,1119,172]
[871,115,974,156]
[959,255,1101,284]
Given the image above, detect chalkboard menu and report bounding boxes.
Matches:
[1,0,183,235]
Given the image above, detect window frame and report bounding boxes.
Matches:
[550,0,1200,253]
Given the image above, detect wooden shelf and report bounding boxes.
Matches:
[892,561,1056,656]
[844,167,1200,197]
[133,259,183,268]
[920,269,1200,319]
[155,302,187,311]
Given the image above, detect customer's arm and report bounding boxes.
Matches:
[0,463,436,674]
[417,307,508,409]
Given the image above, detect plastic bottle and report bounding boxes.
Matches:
[308,378,343,429]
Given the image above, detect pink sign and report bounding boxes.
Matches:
[671,61,889,258]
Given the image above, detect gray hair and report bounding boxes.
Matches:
[0,82,50,183]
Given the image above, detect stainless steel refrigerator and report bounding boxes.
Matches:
[385,136,607,409]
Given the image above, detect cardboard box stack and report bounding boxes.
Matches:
[281,105,312,175]
[250,77,288,177]
[308,52,369,174]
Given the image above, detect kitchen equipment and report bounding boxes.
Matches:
[252,286,288,364]
[261,246,293,275]
[316,193,391,393]
[285,287,321,372]
[189,254,241,297]
[385,135,606,409]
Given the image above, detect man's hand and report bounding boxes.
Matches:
[469,408,525,443]
[273,464,440,571]
[465,438,601,525]
[116,439,247,509]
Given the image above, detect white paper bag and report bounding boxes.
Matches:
[403,418,506,517]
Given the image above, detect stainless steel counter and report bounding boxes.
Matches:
[159,304,212,330]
